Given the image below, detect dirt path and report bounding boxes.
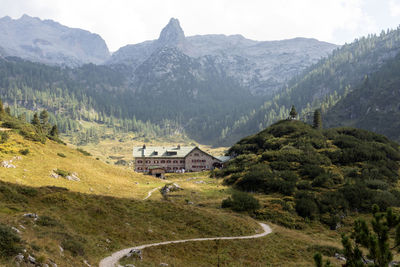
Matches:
[99,222,272,267]
[142,186,162,200]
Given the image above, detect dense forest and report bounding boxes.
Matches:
[0,58,188,144]
[324,53,400,142]
[0,53,261,145]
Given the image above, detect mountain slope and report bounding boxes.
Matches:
[222,27,400,145]
[0,15,110,66]
[324,53,400,142]
[109,18,337,95]
[0,109,263,267]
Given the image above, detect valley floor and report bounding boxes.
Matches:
[0,132,349,266]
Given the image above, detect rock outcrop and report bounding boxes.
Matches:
[0,15,110,66]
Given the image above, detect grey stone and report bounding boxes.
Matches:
[27,255,36,264]
[0,15,110,66]
[23,213,38,220]
[14,253,24,262]
[11,226,21,234]
[1,160,16,168]
[108,18,337,96]
[65,172,80,181]
[127,249,142,260]
[160,183,183,195]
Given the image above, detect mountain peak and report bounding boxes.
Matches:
[158,18,185,47]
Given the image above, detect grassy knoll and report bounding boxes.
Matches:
[0,131,166,199]
[0,181,260,266]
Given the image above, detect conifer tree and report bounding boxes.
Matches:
[316,205,400,267]
[4,106,10,115]
[313,109,323,129]
[50,125,59,137]
[289,105,298,120]
[31,113,40,126]
[0,98,3,113]
[39,110,49,125]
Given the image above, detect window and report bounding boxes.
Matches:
[137,160,143,163]
[173,160,178,163]
[154,160,159,164]
[167,160,171,163]
[161,160,165,163]
[173,167,178,170]
[137,167,142,170]
[180,160,184,163]
[202,160,206,162]
[194,153,199,156]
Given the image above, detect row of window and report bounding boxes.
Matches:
[137,160,184,164]
[137,167,183,171]
[192,159,206,163]
[192,165,207,169]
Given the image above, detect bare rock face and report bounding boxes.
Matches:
[109,18,337,95]
[0,15,110,66]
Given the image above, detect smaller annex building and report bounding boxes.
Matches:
[133,145,228,173]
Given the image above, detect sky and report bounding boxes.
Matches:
[0,0,399,52]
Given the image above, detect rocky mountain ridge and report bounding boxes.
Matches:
[109,18,338,95]
[0,14,110,66]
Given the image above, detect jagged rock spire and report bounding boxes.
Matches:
[158,18,185,47]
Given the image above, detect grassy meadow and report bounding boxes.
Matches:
[0,128,373,267]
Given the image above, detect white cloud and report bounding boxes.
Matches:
[390,0,400,16]
[0,0,394,51]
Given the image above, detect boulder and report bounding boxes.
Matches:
[50,172,60,179]
[23,213,39,220]
[14,253,24,263]
[1,160,16,168]
[127,249,142,260]
[27,255,36,264]
[11,226,21,234]
[160,183,183,195]
[65,172,80,181]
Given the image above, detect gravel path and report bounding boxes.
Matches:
[99,222,272,267]
[142,186,162,200]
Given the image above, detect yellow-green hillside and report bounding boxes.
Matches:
[0,130,165,199]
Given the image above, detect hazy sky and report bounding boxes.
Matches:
[0,0,399,51]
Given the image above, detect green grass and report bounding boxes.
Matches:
[0,181,260,266]
[119,223,345,267]
[0,131,166,199]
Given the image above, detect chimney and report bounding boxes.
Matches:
[142,144,146,157]
[177,144,181,149]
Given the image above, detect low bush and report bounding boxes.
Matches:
[57,152,66,158]
[0,223,22,258]
[0,131,9,143]
[76,148,91,156]
[36,215,59,227]
[54,169,70,177]
[19,148,29,155]
[295,192,318,219]
[61,238,85,256]
[221,191,260,212]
